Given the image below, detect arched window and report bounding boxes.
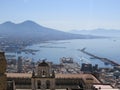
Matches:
[37,80,41,89]
[46,80,50,89]
[42,70,46,77]
[43,70,45,75]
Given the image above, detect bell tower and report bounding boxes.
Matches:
[0,52,7,90]
[31,60,55,90]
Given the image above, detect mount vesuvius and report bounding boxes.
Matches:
[0,20,100,41]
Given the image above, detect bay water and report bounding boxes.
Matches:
[6,38,120,67]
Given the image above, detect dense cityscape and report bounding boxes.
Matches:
[1,0,120,90]
[0,22,120,90]
[0,21,120,90]
[5,54,120,89]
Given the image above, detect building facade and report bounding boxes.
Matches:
[7,61,101,90]
[31,60,55,90]
[0,52,7,90]
[17,56,23,73]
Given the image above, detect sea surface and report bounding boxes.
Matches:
[6,38,120,67]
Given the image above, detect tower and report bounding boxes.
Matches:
[0,52,7,90]
[17,56,23,73]
[31,60,55,90]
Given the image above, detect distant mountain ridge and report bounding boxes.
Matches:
[70,29,120,37]
[0,20,99,41]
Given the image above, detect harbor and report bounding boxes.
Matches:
[78,48,120,66]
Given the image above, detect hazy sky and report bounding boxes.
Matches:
[0,0,120,31]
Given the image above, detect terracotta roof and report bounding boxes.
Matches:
[6,73,100,83]
[56,74,100,83]
[6,73,31,78]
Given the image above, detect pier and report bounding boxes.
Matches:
[78,48,120,66]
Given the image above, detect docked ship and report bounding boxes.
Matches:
[60,57,74,63]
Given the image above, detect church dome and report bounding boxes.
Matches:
[38,60,49,67]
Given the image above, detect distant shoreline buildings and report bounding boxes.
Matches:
[0,52,120,90]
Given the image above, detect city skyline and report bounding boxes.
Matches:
[0,0,120,31]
